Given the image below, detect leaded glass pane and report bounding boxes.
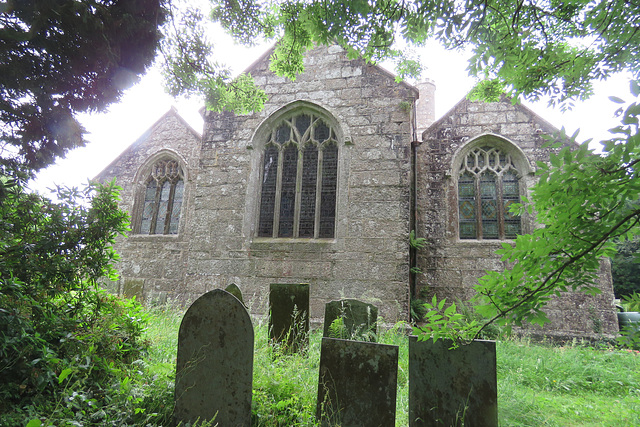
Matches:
[155,180,171,234]
[299,144,318,237]
[458,145,522,240]
[481,199,497,220]
[258,111,338,239]
[278,145,298,237]
[275,123,290,144]
[480,171,498,239]
[502,172,519,197]
[503,199,519,220]
[140,180,157,234]
[458,171,476,238]
[458,172,475,198]
[314,120,330,142]
[319,142,337,238]
[296,114,311,138]
[504,221,521,239]
[480,172,496,197]
[482,219,498,239]
[169,180,184,234]
[459,200,475,220]
[258,146,278,236]
[459,222,476,239]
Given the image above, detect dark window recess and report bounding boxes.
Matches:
[458,146,522,240]
[139,159,184,235]
[258,112,338,238]
[299,144,318,237]
[319,142,337,238]
[278,144,298,237]
[258,145,279,236]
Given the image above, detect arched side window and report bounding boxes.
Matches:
[138,159,184,235]
[458,145,521,240]
[258,112,338,238]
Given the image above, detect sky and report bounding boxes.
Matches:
[30,35,633,195]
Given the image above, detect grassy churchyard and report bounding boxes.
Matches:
[139,306,639,426]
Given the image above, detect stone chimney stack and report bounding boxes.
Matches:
[415,79,436,140]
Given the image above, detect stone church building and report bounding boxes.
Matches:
[96,45,618,338]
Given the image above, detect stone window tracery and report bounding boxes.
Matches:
[138,159,184,235]
[458,145,521,240]
[258,112,338,238]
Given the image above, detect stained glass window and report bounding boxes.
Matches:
[139,159,184,235]
[257,112,338,238]
[458,146,521,240]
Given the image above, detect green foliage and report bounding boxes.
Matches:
[409,229,426,250]
[207,0,640,108]
[412,296,482,347]
[621,293,640,312]
[327,317,348,340]
[467,79,506,103]
[0,177,155,425]
[160,4,267,114]
[410,297,429,324]
[498,338,640,425]
[252,323,319,427]
[0,0,166,172]
[611,236,640,297]
[11,304,637,426]
[414,81,640,344]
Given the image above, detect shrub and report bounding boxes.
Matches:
[0,175,149,425]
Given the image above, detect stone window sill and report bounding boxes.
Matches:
[250,237,336,250]
[127,233,181,242]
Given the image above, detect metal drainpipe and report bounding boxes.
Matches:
[410,98,420,300]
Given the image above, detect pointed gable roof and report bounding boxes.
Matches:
[94,107,201,182]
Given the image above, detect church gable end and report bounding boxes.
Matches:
[185,45,417,321]
[415,96,618,338]
[99,47,617,337]
[95,107,201,305]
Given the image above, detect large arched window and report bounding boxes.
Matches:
[458,145,521,240]
[138,159,184,235]
[258,111,338,238]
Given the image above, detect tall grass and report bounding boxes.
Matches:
[142,307,639,426]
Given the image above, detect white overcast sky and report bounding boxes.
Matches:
[30,34,632,195]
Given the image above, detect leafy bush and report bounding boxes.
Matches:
[621,292,640,312]
[0,175,158,425]
[611,237,640,298]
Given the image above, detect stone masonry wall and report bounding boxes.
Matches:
[179,45,418,322]
[95,109,201,304]
[416,97,618,337]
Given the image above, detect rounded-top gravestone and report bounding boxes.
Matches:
[174,289,254,426]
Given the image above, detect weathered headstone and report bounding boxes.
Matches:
[174,289,254,426]
[316,337,398,426]
[409,336,498,427]
[123,279,144,303]
[323,299,378,341]
[225,283,245,306]
[269,283,309,352]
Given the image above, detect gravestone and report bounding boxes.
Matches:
[269,283,309,352]
[225,283,245,306]
[409,337,498,427]
[123,279,144,303]
[323,299,378,341]
[174,289,254,426]
[316,337,398,426]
